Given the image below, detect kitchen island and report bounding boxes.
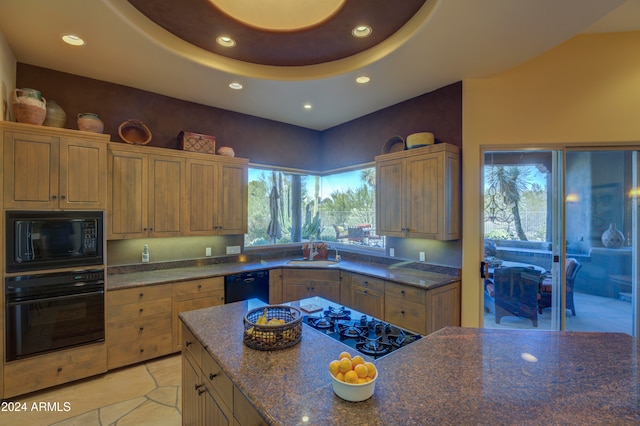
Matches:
[180,298,640,425]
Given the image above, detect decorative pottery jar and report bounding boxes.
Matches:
[43,100,67,128]
[12,88,46,125]
[601,223,625,249]
[77,113,104,133]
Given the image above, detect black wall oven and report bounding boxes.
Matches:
[6,210,103,273]
[5,269,105,361]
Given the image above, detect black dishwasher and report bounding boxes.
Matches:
[224,270,270,304]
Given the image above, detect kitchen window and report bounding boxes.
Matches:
[245,165,383,251]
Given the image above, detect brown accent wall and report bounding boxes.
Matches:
[16,64,321,169]
[320,82,462,169]
[16,64,461,171]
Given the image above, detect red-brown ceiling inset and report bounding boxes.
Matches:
[128,0,427,66]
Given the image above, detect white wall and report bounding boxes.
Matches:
[0,29,16,121]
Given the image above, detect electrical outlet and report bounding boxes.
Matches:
[389,248,395,257]
[419,251,426,262]
[226,245,241,255]
[205,247,212,256]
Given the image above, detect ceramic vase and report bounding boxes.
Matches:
[601,223,625,249]
[43,100,67,128]
[77,113,104,133]
[12,88,46,125]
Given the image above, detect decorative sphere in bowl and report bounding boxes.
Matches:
[330,371,377,402]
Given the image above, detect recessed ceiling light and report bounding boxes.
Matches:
[351,25,372,38]
[356,76,371,84]
[216,35,236,47]
[61,34,85,46]
[229,82,243,90]
[303,103,312,110]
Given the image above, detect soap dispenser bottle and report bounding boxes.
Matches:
[142,244,150,263]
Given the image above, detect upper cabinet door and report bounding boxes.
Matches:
[59,138,107,210]
[148,154,185,237]
[217,161,247,235]
[184,158,217,235]
[107,148,149,239]
[376,158,404,237]
[3,132,59,209]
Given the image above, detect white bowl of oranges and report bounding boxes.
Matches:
[328,351,378,402]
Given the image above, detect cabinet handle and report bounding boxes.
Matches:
[209,373,217,380]
[198,284,202,289]
[364,290,368,294]
[60,195,66,200]
[198,388,206,395]
[140,348,144,353]
[51,195,57,200]
[401,310,406,315]
[195,383,204,391]
[139,308,144,313]
[57,367,62,373]
[185,341,192,347]
[139,293,144,298]
[139,327,144,332]
[401,290,406,295]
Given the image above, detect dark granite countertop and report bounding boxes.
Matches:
[181,298,640,426]
[106,258,459,291]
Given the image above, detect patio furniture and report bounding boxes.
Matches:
[333,225,348,241]
[538,258,581,316]
[347,226,365,243]
[493,267,541,327]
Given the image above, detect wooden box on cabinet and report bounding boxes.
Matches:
[376,143,460,240]
[106,284,173,369]
[172,277,225,351]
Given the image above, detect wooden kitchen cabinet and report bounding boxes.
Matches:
[184,156,248,236]
[2,123,108,210]
[384,280,461,335]
[182,323,265,426]
[342,272,385,319]
[172,277,225,350]
[3,342,107,398]
[376,143,460,240]
[106,284,173,369]
[282,269,341,303]
[269,268,284,304]
[107,144,185,239]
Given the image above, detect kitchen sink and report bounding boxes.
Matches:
[286,259,339,267]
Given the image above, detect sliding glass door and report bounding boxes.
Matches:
[482,147,639,336]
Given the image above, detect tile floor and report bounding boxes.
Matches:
[484,291,633,334]
[1,354,182,426]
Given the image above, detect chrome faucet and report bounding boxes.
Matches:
[329,245,340,262]
[308,236,318,260]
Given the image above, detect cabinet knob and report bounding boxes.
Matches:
[51,195,57,200]
[57,367,62,373]
[364,290,368,294]
[185,341,192,347]
[195,383,204,391]
[209,373,217,380]
[401,310,406,315]
[60,195,66,200]
[198,284,202,289]
[140,348,144,353]
[139,327,144,332]
[139,308,144,313]
[401,290,406,295]
[139,293,144,298]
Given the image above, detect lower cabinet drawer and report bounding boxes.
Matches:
[107,313,172,343]
[202,353,234,411]
[108,298,171,321]
[4,343,107,398]
[384,295,426,335]
[108,333,173,369]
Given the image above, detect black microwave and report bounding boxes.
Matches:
[6,211,104,272]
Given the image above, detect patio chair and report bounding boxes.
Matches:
[493,267,541,327]
[538,258,581,316]
[347,226,365,243]
[333,225,348,241]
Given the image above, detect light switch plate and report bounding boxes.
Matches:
[389,248,395,257]
[205,247,212,256]
[419,251,426,262]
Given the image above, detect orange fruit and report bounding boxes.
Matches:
[344,370,358,384]
[364,362,377,379]
[354,363,368,378]
[338,351,352,360]
[351,355,365,367]
[329,360,340,377]
[336,371,345,382]
[338,357,352,373]
[357,377,367,384]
